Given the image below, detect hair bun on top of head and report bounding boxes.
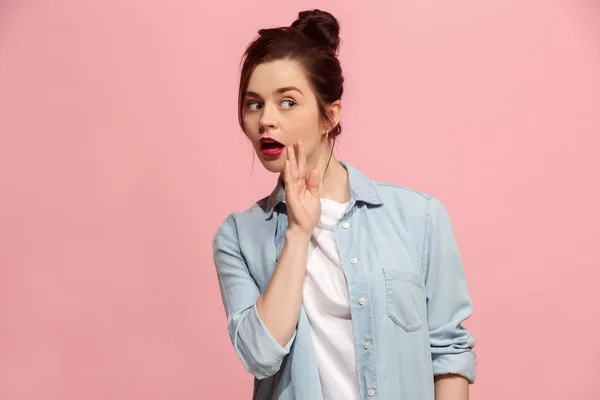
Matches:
[291,9,340,53]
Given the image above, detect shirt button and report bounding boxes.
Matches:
[368,389,376,397]
[342,222,350,229]
[350,258,358,264]
[359,297,366,305]
[363,342,372,349]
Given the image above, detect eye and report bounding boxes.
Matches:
[246,100,262,111]
[281,99,296,109]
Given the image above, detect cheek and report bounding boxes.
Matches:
[243,116,260,139]
[285,109,321,139]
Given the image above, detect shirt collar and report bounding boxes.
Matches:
[264,161,383,220]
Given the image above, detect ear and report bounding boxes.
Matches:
[325,100,342,131]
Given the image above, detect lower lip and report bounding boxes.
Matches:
[261,147,285,158]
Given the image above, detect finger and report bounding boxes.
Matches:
[306,169,320,197]
[287,145,298,181]
[283,160,293,186]
[297,140,306,179]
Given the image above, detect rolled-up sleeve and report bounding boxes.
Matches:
[213,215,295,380]
[423,197,477,383]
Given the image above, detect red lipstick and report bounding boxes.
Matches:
[259,137,285,158]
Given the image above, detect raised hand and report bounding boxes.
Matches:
[283,141,321,237]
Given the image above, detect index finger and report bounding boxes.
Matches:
[296,140,306,178]
[287,145,298,181]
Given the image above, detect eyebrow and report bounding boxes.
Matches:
[245,86,304,98]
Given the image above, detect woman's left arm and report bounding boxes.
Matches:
[434,374,469,400]
[424,196,477,399]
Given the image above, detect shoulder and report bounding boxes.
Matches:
[373,181,434,214]
[371,181,455,232]
[342,161,446,218]
[367,177,453,229]
[212,197,272,244]
[375,181,432,202]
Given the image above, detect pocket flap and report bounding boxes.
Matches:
[382,269,423,288]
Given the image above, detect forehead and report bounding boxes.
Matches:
[246,60,311,94]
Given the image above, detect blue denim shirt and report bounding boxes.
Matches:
[213,162,477,400]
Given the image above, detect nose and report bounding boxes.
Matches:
[258,103,278,133]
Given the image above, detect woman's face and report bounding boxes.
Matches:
[242,59,331,174]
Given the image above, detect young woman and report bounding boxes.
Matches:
[213,9,477,400]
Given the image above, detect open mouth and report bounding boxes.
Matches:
[259,137,285,157]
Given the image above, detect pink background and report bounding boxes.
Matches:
[1,0,599,399]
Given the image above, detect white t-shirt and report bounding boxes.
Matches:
[302,198,360,400]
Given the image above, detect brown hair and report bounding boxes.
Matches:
[237,9,344,141]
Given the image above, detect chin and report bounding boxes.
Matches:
[259,158,286,174]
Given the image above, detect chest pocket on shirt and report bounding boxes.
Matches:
[383,269,425,332]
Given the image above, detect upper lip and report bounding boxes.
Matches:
[259,137,284,147]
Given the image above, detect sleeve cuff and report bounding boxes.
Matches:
[432,351,477,384]
[233,303,297,380]
[241,303,296,358]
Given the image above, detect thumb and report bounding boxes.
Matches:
[306,169,320,197]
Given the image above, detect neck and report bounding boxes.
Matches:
[310,142,350,203]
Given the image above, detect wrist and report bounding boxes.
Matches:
[285,228,312,242]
